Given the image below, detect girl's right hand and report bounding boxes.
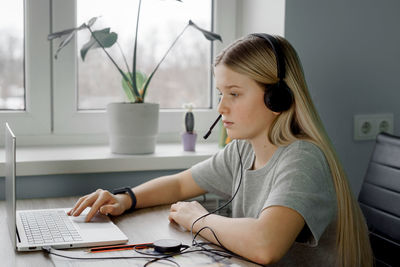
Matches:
[67,189,132,222]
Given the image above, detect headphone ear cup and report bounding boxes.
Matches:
[264,81,293,112]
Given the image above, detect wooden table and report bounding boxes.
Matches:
[0,197,257,267]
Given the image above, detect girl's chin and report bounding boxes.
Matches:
[226,131,244,140]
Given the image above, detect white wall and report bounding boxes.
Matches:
[236,0,285,36]
[238,0,400,195]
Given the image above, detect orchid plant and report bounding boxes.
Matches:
[47,0,222,103]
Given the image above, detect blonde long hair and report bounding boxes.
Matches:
[215,35,373,267]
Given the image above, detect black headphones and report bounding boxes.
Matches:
[251,33,293,112]
[204,34,294,139]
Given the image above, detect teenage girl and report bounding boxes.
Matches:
[68,34,373,266]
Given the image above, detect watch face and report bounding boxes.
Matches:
[113,188,127,194]
[112,187,136,212]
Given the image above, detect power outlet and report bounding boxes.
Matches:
[354,113,394,141]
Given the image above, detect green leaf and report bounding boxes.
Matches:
[87,17,98,27]
[121,76,136,102]
[135,71,147,92]
[53,31,77,59]
[47,26,81,41]
[48,17,100,59]
[121,71,147,102]
[49,24,86,59]
[80,28,118,61]
[188,20,223,42]
[142,21,222,99]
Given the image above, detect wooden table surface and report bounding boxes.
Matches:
[0,197,257,267]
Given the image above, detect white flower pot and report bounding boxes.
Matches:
[106,102,159,154]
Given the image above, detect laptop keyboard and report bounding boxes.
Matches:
[20,210,82,244]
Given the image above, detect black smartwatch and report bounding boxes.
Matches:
[112,187,137,213]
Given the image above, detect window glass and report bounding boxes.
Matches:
[77,0,212,110]
[0,0,25,110]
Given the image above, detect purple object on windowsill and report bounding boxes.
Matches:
[181,132,197,151]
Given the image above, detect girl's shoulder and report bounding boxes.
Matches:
[277,140,329,169]
[284,139,325,157]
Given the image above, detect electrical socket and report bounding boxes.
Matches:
[354,113,394,141]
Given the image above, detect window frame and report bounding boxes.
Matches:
[51,0,236,142]
[0,0,237,145]
[0,0,51,139]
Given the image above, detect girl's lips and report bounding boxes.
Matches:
[222,120,233,128]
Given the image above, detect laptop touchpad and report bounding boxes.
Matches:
[71,213,112,229]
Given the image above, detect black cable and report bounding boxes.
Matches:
[187,140,266,266]
[143,258,179,267]
[190,242,265,267]
[42,140,262,266]
[190,139,244,247]
[43,241,265,266]
[42,246,157,261]
[43,245,227,265]
[43,245,182,267]
[141,245,190,267]
[191,242,233,264]
[193,226,228,250]
[184,244,265,267]
[134,244,189,256]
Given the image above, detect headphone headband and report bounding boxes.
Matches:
[251,33,286,81]
[250,33,293,112]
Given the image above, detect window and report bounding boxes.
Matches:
[0,0,24,110]
[52,0,224,139]
[0,0,236,144]
[77,0,212,110]
[0,0,51,137]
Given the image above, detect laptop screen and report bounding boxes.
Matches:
[5,122,17,249]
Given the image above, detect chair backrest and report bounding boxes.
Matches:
[358,132,400,266]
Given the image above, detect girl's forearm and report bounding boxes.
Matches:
[192,214,274,265]
[132,169,205,209]
[132,175,182,208]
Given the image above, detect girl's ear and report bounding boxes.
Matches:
[272,111,281,116]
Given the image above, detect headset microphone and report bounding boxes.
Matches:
[203,115,222,139]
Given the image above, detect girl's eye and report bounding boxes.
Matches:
[231,92,239,97]
[217,93,222,102]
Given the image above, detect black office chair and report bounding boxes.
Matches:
[358,132,400,267]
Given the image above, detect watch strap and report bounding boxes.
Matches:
[112,187,137,213]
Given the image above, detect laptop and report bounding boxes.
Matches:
[4,123,129,251]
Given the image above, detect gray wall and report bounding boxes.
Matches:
[285,0,400,195]
[237,0,400,195]
[0,170,182,200]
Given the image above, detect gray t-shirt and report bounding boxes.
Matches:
[191,139,338,266]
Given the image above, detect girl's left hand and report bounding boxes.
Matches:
[168,201,208,230]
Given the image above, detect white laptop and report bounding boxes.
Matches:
[4,123,128,251]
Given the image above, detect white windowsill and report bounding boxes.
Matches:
[0,143,220,177]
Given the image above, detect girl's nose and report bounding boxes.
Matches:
[217,96,227,114]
